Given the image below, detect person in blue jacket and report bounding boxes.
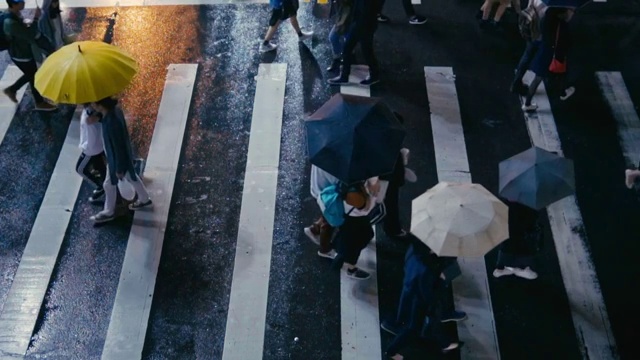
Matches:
[259,0,313,53]
[381,238,466,358]
[89,97,152,224]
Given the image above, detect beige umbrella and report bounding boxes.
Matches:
[411,182,509,257]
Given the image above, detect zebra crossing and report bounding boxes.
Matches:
[0,60,637,359]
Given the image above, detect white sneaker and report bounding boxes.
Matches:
[304,226,320,246]
[259,41,277,53]
[91,210,115,224]
[560,86,575,101]
[522,103,538,112]
[317,249,337,259]
[298,30,313,41]
[492,267,514,278]
[404,168,417,183]
[400,148,410,165]
[511,267,538,280]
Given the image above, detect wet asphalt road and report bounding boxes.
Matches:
[0,0,639,359]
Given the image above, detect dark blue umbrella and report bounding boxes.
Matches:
[541,0,591,8]
[305,94,405,183]
[498,147,575,210]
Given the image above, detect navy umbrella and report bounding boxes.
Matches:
[541,0,591,8]
[498,146,575,210]
[305,94,405,184]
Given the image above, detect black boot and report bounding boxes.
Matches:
[327,58,341,72]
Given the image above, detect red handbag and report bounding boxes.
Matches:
[549,25,567,74]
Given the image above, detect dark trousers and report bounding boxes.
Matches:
[76,152,107,189]
[341,29,379,79]
[333,215,374,268]
[9,59,44,104]
[512,40,539,89]
[383,182,401,235]
[378,0,415,17]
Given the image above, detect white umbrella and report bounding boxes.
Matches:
[411,182,509,257]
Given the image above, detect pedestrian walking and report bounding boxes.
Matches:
[3,0,56,111]
[328,0,380,86]
[76,105,107,204]
[259,0,313,53]
[89,97,152,224]
[493,199,541,280]
[522,7,575,112]
[304,165,340,259]
[381,239,464,358]
[326,0,354,73]
[380,150,409,238]
[39,0,66,50]
[332,178,381,280]
[376,0,426,25]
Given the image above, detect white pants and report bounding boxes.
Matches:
[103,170,150,215]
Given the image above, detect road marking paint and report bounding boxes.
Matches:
[339,65,382,360]
[596,72,640,168]
[25,0,269,9]
[0,66,27,146]
[101,64,197,360]
[0,108,83,359]
[425,66,500,360]
[521,71,618,360]
[221,63,287,360]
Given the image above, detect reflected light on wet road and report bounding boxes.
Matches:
[82,6,201,158]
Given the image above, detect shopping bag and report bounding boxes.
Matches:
[118,178,136,201]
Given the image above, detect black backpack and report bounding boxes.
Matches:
[518,5,541,42]
[0,12,11,51]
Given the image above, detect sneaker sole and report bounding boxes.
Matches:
[380,324,398,336]
[129,202,153,211]
[317,251,336,260]
[92,216,115,224]
[304,228,321,246]
[409,21,427,25]
[441,315,468,323]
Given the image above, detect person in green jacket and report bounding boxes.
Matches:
[3,0,56,111]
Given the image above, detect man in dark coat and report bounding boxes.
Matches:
[381,239,464,357]
[328,0,380,86]
[90,97,152,224]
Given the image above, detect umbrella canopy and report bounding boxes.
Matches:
[541,0,591,8]
[35,41,138,104]
[305,94,405,183]
[499,146,575,210]
[411,182,509,257]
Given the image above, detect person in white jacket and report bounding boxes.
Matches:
[76,105,107,203]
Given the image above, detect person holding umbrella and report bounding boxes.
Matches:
[492,199,541,280]
[90,97,152,224]
[3,0,57,111]
[496,146,575,279]
[381,237,461,358]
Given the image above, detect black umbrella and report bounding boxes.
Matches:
[498,146,575,210]
[305,94,405,183]
[541,0,591,8]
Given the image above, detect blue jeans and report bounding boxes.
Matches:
[329,24,344,58]
[512,40,540,88]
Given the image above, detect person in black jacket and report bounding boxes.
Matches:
[328,0,380,86]
[381,239,463,358]
[493,199,541,280]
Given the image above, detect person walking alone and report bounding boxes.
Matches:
[90,97,152,224]
[3,0,56,111]
[328,0,380,86]
[259,0,313,53]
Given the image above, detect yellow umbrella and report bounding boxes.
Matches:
[411,182,509,257]
[35,41,138,104]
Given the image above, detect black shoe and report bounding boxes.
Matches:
[327,58,341,72]
[479,19,490,29]
[360,76,380,86]
[408,15,427,25]
[377,13,390,23]
[491,20,503,32]
[328,75,350,86]
[89,189,105,203]
[346,267,370,280]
